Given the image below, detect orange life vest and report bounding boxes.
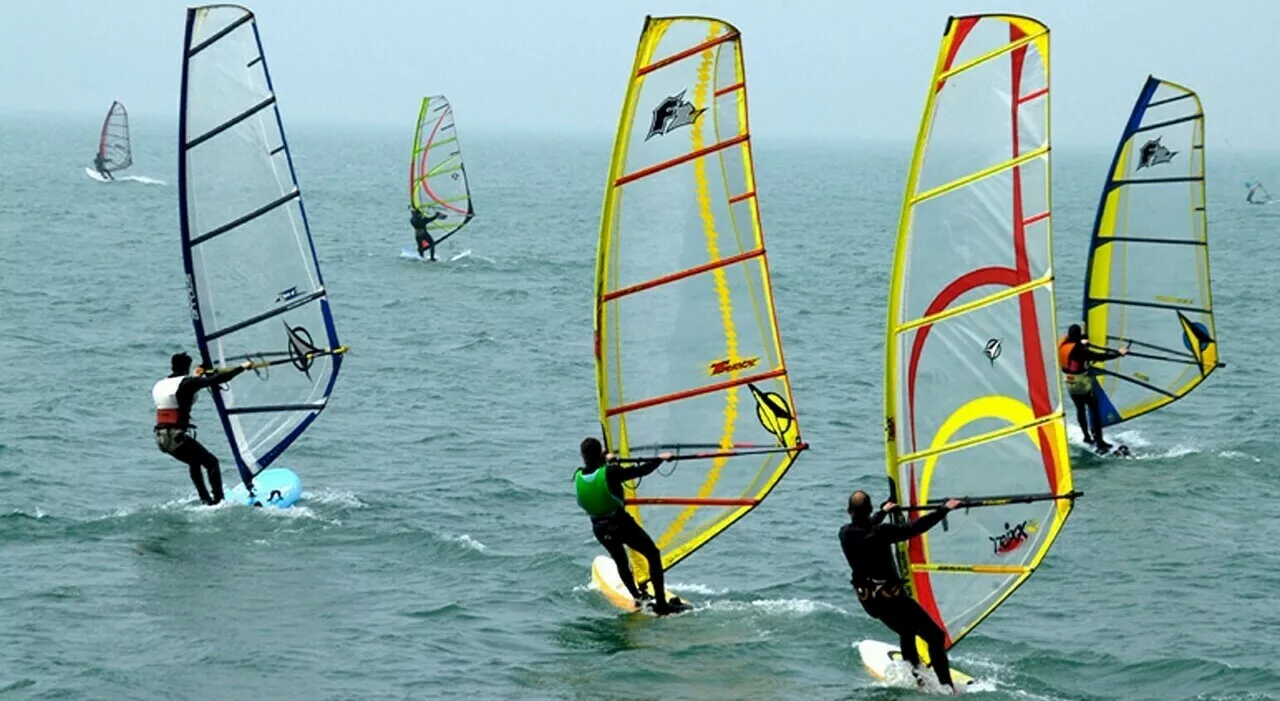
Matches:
[1057,336,1085,375]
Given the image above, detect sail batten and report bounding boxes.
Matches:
[594,15,804,582]
[1082,75,1220,427]
[885,14,1075,655]
[178,5,343,481]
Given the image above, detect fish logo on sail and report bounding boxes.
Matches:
[989,519,1039,556]
[284,322,321,378]
[646,90,706,141]
[1137,136,1177,169]
[748,383,795,446]
[983,338,1002,365]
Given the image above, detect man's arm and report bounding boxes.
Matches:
[873,500,961,544]
[606,452,674,488]
[186,364,249,390]
[609,458,663,484]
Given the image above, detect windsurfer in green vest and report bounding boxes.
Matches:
[1057,323,1129,454]
[841,490,962,694]
[409,205,444,261]
[574,437,685,615]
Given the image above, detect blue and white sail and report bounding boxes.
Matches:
[178,4,345,487]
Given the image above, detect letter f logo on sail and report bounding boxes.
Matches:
[647,90,706,141]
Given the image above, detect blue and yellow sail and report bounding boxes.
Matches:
[593,15,806,581]
[1083,76,1222,427]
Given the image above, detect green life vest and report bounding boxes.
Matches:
[574,466,623,517]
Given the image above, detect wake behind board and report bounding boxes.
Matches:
[398,248,471,262]
[590,555,692,616]
[857,640,973,691]
[226,467,302,508]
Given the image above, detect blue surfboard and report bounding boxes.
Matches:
[226,467,303,508]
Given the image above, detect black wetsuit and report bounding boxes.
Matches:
[584,458,667,604]
[840,506,954,687]
[1063,342,1124,448]
[154,367,247,505]
[93,155,113,180]
[410,208,445,259]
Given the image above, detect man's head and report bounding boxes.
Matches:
[847,490,873,522]
[1067,323,1083,342]
[171,352,193,376]
[580,437,606,468]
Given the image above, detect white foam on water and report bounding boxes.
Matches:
[706,598,844,616]
[445,534,488,552]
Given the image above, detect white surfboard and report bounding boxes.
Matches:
[225,467,302,508]
[857,639,974,692]
[590,555,692,615]
[84,167,113,182]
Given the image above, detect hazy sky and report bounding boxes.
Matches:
[3,1,1278,148]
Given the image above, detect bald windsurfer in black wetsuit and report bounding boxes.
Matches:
[841,490,962,694]
[1057,323,1129,454]
[409,205,445,260]
[573,437,687,615]
[153,352,253,505]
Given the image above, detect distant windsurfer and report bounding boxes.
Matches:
[574,437,686,616]
[1247,181,1269,205]
[153,352,253,505]
[410,205,444,260]
[841,491,962,694]
[92,153,113,181]
[1058,323,1129,454]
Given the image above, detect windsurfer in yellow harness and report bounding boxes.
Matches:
[1058,323,1128,454]
[841,490,962,693]
[574,437,686,615]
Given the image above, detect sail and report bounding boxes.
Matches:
[1082,76,1221,427]
[1246,181,1272,204]
[97,101,132,172]
[178,5,344,484]
[594,15,806,582]
[409,95,474,246]
[884,14,1076,654]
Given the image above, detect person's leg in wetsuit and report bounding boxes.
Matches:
[171,437,224,505]
[1084,390,1110,451]
[1068,392,1093,444]
[619,517,668,609]
[874,595,953,689]
[592,515,644,600]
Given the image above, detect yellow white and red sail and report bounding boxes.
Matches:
[884,14,1077,654]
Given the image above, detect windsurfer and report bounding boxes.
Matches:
[410,205,444,260]
[1057,323,1128,453]
[153,352,253,505]
[841,490,962,693]
[93,153,113,181]
[574,437,686,616]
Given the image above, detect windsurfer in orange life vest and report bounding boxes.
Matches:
[153,352,253,505]
[1058,324,1129,453]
